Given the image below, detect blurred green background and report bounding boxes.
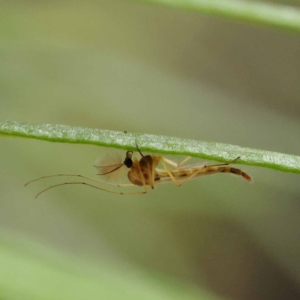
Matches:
[1,1,300,299]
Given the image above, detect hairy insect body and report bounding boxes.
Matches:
[128,155,160,188]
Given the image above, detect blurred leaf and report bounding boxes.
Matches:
[1,121,300,174]
[0,230,222,300]
[136,0,300,33]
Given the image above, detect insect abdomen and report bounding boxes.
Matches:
[209,166,252,181]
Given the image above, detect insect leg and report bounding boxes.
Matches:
[25,174,135,188]
[34,182,146,198]
[135,141,144,157]
[135,158,149,192]
[210,156,241,167]
[161,156,192,168]
[159,157,182,187]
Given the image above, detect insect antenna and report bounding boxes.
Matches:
[96,164,124,175]
[94,151,132,181]
[135,141,144,157]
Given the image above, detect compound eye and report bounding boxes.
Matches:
[124,157,133,168]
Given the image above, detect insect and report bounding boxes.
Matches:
[25,147,251,198]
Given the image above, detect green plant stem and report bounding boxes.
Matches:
[1,121,300,174]
[135,0,300,33]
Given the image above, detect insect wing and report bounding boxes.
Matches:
[94,152,127,181]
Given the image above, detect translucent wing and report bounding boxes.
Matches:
[94,152,127,182]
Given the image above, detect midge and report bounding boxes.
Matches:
[25,147,252,197]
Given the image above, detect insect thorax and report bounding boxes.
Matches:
[127,155,160,186]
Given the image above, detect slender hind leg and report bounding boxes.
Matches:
[159,157,182,187]
[26,173,148,198]
[162,156,207,170]
[159,157,209,187]
[210,156,241,167]
[25,174,135,188]
[159,155,210,187]
[162,156,192,168]
[34,181,147,198]
[157,156,206,187]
